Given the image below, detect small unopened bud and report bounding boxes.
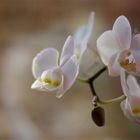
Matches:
[91,106,105,127]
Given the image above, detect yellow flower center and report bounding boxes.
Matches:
[119,50,136,73]
[132,108,140,115]
[42,77,60,87]
[119,59,136,72]
[76,52,80,60]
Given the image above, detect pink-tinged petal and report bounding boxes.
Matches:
[56,56,79,98]
[120,99,137,122]
[121,99,133,120]
[31,80,46,91]
[60,36,75,65]
[127,75,140,96]
[97,30,119,65]
[120,73,140,124]
[118,50,138,75]
[131,34,140,50]
[131,51,140,75]
[32,48,59,79]
[120,69,129,96]
[113,16,131,50]
[129,96,140,116]
[129,34,140,74]
[108,52,121,76]
[121,99,140,124]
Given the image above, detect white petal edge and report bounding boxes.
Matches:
[131,34,140,50]
[74,12,94,45]
[121,99,140,124]
[113,15,131,50]
[56,55,79,98]
[77,12,94,57]
[131,34,140,72]
[74,25,87,45]
[120,99,136,122]
[60,36,75,66]
[84,11,94,43]
[31,80,46,91]
[120,69,129,96]
[97,30,119,65]
[127,75,140,97]
[32,48,59,79]
[108,52,121,76]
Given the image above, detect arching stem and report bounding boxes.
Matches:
[95,95,126,105]
[79,66,126,105]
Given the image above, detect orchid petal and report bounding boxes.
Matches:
[97,30,119,65]
[74,26,88,62]
[60,36,75,65]
[32,48,59,79]
[130,51,140,75]
[74,25,87,45]
[121,99,140,124]
[84,12,94,43]
[74,12,94,58]
[31,80,46,91]
[56,56,79,98]
[113,16,131,50]
[131,34,140,72]
[127,75,140,96]
[120,99,135,121]
[129,96,140,115]
[120,71,140,122]
[79,48,101,79]
[108,52,121,76]
[131,34,140,50]
[120,69,129,96]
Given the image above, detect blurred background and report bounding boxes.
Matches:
[0,0,140,139]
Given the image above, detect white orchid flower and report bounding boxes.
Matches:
[97,16,140,76]
[120,69,140,124]
[31,36,79,98]
[74,12,95,63]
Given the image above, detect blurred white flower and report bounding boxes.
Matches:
[120,69,140,124]
[31,36,79,98]
[97,16,140,76]
[74,12,95,63]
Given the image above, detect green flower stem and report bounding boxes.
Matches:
[96,95,126,105]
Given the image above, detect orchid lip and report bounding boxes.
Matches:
[132,108,140,115]
[119,59,136,72]
[41,67,63,88]
[119,50,137,73]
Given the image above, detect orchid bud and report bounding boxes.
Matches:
[91,106,105,127]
